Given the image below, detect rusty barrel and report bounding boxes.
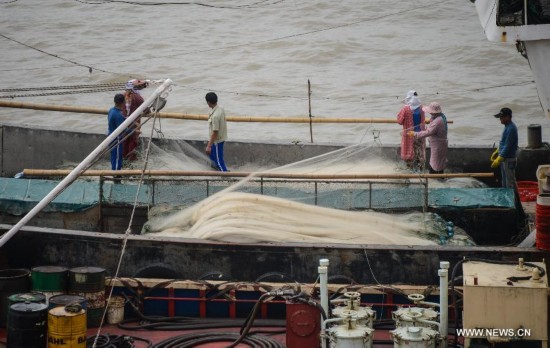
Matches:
[68,267,105,327]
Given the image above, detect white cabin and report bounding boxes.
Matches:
[475,0,550,118]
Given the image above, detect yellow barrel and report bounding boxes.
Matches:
[48,305,87,348]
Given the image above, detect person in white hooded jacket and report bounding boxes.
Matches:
[397,90,426,170]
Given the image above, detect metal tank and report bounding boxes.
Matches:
[326,310,374,348]
[390,326,439,348]
[392,307,439,330]
[332,292,376,329]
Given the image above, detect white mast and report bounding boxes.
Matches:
[0,79,173,248]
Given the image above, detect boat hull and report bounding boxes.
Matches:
[1,224,548,285]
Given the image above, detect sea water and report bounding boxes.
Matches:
[0,0,543,146]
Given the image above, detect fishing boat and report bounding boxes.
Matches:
[1,1,550,347]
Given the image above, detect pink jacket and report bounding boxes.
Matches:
[414,114,448,171]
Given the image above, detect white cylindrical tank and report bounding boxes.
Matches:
[327,311,374,348]
[333,306,376,329]
[332,293,376,329]
[392,307,438,330]
[391,326,439,348]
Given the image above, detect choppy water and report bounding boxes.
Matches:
[0,0,544,146]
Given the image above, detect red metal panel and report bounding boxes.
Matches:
[229,290,236,319]
[168,287,175,317]
[199,290,206,318]
[285,302,320,348]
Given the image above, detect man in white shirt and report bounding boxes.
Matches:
[205,92,228,171]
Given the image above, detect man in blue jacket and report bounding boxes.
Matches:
[491,107,518,188]
[108,94,127,171]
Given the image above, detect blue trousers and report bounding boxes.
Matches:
[500,158,517,189]
[110,141,123,170]
[210,142,228,172]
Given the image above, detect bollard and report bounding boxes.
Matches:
[527,124,542,148]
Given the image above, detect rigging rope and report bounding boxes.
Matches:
[0,82,127,99]
[90,94,167,348]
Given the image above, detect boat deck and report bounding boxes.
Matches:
[0,325,406,347]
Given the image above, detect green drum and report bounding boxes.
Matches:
[7,292,47,310]
[0,269,31,328]
[31,266,68,293]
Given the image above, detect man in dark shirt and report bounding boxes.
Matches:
[491,107,518,188]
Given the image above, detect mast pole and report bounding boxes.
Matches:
[308,79,313,143]
[0,79,173,248]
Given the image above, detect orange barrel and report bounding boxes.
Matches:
[32,266,68,300]
[0,269,30,327]
[536,194,550,250]
[7,302,48,348]
[68,267,105,327]
[48,305,87,348]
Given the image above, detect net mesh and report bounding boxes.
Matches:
[137,140,479,246]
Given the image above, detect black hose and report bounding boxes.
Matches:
[152,332,284,348]
[227,292,272,347]
[87,334,152,348]
[117,318,285,331]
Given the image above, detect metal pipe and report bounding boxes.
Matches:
[439,261,450,348]
[319,258,329,348]
[321,317,343,348]
[0,79,174,248]
[418,300,441,308]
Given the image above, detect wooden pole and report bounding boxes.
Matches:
[0,99,453,124]
[308,79,313,143]
[22,169,493,180]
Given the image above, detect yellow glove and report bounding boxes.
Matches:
[406,131,415,137]
[490,149,499,162]
[491,156,504,169]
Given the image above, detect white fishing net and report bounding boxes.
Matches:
[142,139,480,246]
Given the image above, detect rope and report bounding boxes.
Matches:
[0,87,124,99]
[0,82,127,99]
[90,95,164,348]
[0,82,126,92]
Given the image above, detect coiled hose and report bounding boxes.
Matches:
[152,332,284,348]
[86,334,152,348]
